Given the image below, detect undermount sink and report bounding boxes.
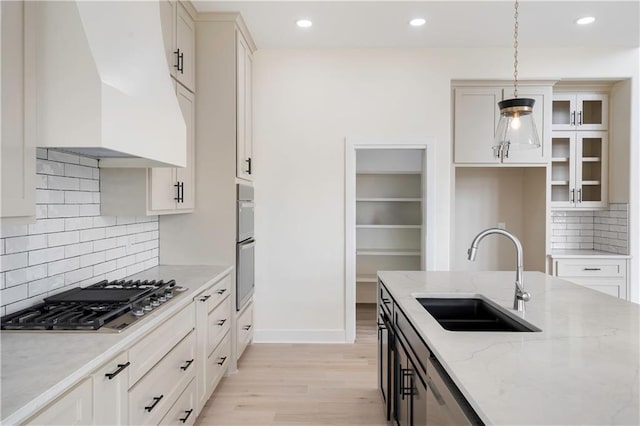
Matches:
[417,297,541,332]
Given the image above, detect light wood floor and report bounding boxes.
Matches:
[195,304,387,425]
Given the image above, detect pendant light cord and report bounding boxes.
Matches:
[513,0,519,98]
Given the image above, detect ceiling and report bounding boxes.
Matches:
[192,1,640,49]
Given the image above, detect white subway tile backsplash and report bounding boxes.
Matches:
[48,231,80,247]
[79,228,106,242]
[1,253,29,272]
[5,265,47,288]
[1,149,159,313]
[48,257,80,276]
[28,219,65,235]
[5,235,48,254]
[48,175,80,191]
[65,242,93,258]
[64,164,94,179]
[29,247,65,266]
[79,179,99,192]
[28,275,65,297]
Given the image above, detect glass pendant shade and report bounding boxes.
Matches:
[494,97,540,150]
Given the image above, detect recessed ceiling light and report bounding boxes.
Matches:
[409,18,426,27]
[296,19,313,28]
[576,16,596,25]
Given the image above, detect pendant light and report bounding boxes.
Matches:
[493,0,540,162]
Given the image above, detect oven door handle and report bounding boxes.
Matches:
[239,240,256,250]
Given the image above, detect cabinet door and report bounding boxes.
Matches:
[236,33,250,180]
[577,94,608,131]
[503,85,551,164]
[552,93,578,131]
[159,0,176,78]
[149,167,178,211]
[27,378,92,425]
[176,85,195,210]
[1,0,35,220]
[175,3,195,92]
[575,131,608,209]
[395,339,411,426]
[93,352,129,425]
[245,48,253,177]
[550,132,577,209]
[453,87,502,164]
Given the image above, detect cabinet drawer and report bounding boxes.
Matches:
[207,332,231,394]
[159,378,197,426]
[237,301,254,359]
[379,282,393,318]
[129,303,195,386]
[195,274,231,313]
[207,297,231,356]
[25,378,92,425]
[561,277,626,299]
[395,307,430,374]
[93,352,129,426]
[556,259,625,278]
[129,331,196,426]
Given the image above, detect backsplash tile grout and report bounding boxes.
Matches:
[0,149,159,316]
[550,203,629,255]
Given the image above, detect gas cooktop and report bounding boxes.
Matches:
[1,279,187,332]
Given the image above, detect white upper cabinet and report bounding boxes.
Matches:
[552,93,608,131]
[454,84,552,164]
[1,0,35,221]
[237,31,254,181]
[160,1,195,93]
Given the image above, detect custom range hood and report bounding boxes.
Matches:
[32,1,186,168]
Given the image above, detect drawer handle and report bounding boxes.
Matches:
[217,356,227,365]
[200,295,211,302]
[381,298,390,304]
[179,409,194,423]
[584,268,601,271]
[180,359,194,371]
[105,362,130,380]
[243,324,252,331]
[217,319,227,326]
[216,288,227,295]
[145,395,164,412]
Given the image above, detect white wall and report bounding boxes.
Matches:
[253,47,640,340]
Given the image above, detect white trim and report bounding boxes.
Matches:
[253,329,347,343]
[344,137,436,343]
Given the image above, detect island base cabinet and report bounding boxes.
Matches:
[160,378,197,425]
[24,378,92,425]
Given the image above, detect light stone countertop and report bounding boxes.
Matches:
[378,270,640,426]
[1,265,233,425]
[550,249,631,259]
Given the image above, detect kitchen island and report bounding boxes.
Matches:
[379,270,639,425]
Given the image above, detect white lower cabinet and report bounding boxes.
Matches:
[194,273,232,412]
[553,257,629,299]
[160,379,197,425]
[237,300,254,360]
[93,352,129,425]
[25,378,92,425]
[129,331,196,426]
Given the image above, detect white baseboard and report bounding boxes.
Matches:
[252,329,349,343]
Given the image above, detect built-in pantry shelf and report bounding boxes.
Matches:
[357,248,420,256]
[356,197,421,202]
[356,171,421,175]
[356,224,422,229]
[356,274,378,283]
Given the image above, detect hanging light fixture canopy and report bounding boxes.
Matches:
[493,0,541,161]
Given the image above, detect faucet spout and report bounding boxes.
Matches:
[467,227,530,312]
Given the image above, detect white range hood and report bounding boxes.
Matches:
[32,1,186,168]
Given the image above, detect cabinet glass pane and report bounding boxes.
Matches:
[551,162,570,182]
[582,138,603,158]
[552,100,571,126]
[581,185,601,202]
[551,137,571,158]
[582,100,603,125]
[552,185,570,202]
[582,162,602,182]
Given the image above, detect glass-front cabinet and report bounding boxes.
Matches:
[552,93,608,131]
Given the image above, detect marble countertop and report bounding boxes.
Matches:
[550,249,631,258]
[1,265,233,425]
[378,270,640,425]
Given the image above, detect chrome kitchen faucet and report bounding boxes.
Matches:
[467,228,531,312]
